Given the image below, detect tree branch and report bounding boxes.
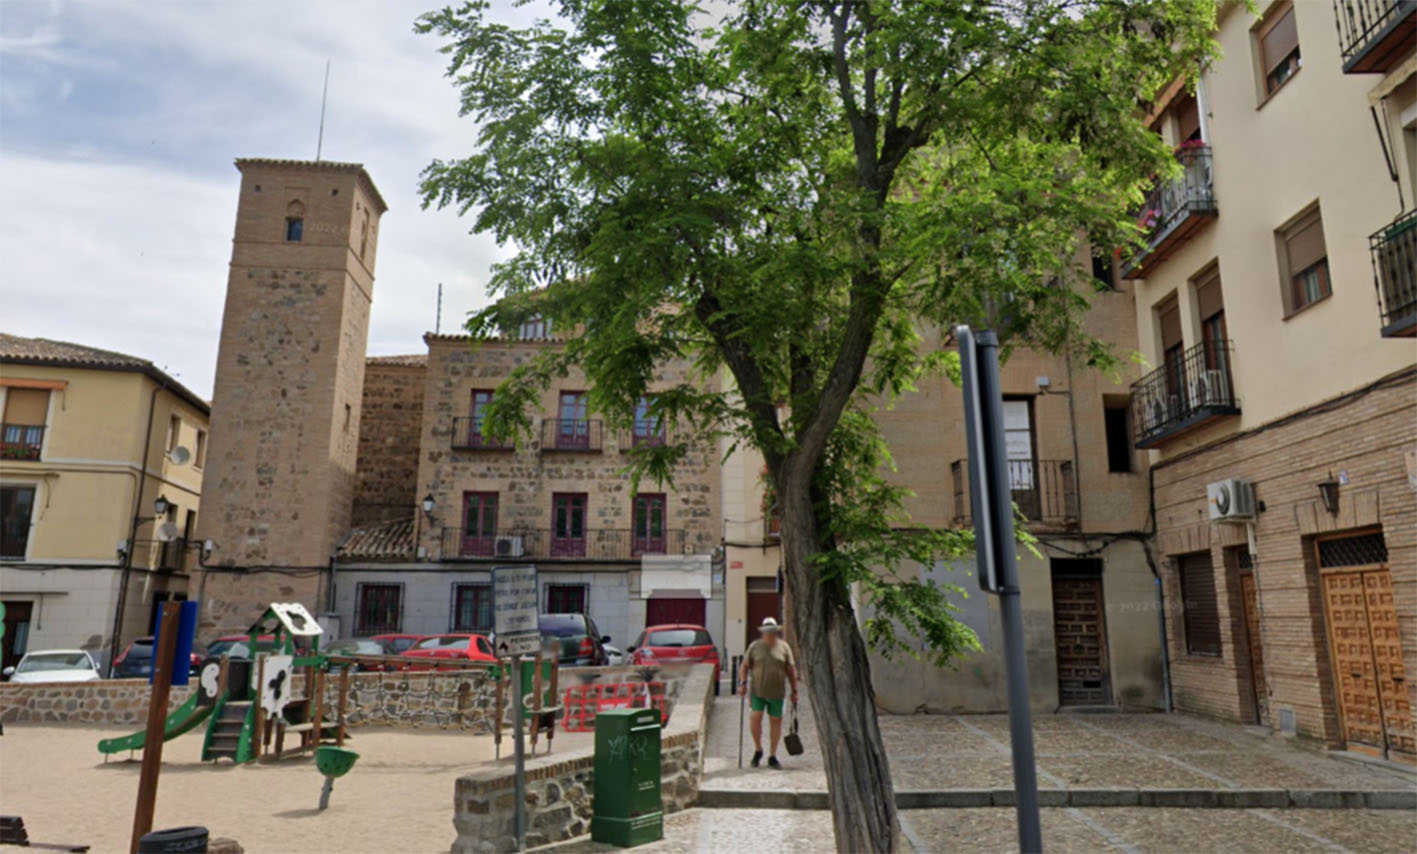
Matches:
[692,287,785,466]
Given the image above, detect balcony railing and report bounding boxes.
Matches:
[440,527,687,561]
[1373,208,1417,337]
[1334,0,1416,74]
[540,418,603,452]
[1123,143,1218,278]
[451,417,515,451]
[950,458,1079,527]
[1,424,44,461]
[1130,340,1240,448]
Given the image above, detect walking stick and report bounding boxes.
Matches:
[737,671,747,769]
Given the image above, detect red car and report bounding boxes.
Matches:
[629,625,720,682]
[372,633,425,655]
[399,634,497,669]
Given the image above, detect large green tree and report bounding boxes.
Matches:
[418,1,1215,849]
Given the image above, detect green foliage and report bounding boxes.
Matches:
[418,0,1217,667]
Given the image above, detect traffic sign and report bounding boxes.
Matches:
[493,565,539,637]
[498,633,541,657]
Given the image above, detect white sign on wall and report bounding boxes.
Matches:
[492,565,539,638]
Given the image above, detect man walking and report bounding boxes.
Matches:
[739,617,798,769]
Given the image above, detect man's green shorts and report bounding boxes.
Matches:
[749,695,785,717]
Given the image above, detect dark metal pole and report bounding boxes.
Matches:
[512,654,526,851]
[109,381,166,677]
[968,329,1043,853]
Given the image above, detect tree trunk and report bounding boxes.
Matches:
[780,478,900,852]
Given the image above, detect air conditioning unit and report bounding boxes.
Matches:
[1207,478,1255,522]
[1189,369,1229,408]
[494,535,525,557]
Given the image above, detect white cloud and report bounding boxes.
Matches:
[0,0,534,397]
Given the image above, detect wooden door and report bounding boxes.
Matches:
[745,577,781,649]
[1323,571,1387,753]
[1052,572,1111,705]
[1363,571,1414,755]
[1239,572,1268,724]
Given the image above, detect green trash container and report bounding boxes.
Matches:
[591,707,663,847]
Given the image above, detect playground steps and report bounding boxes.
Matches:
[203,700,254,762]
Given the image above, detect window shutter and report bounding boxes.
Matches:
[1178,553,1221,656]
[1195,269,1224,320]
[1176,96,1201,143]
[1285,211,1327,274]
[1158,301,1183,349]
[1260,7,1298,75]
[2,389,49,425]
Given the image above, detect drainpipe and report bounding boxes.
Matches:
[106,380,166,676]
[1143,465,1173,713]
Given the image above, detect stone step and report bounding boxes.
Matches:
[694,787,1417,810]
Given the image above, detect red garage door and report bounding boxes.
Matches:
[646,597,705,627]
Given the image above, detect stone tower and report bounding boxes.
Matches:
[195,158,386,634]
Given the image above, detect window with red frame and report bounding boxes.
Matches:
[557,391,590,449]
[551,493,587,556]
[452,583,493,632]
[632,493,666,555]
[546,584,586,614]
[631,396,664,446]
[469,390,496,447]
[461,492,498,556]
[355,584,402,635]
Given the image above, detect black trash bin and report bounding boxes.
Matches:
[137,826,208,853]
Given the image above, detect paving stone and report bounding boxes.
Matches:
[1075,807,1331,854]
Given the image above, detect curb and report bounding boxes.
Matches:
[695,787,1417,810]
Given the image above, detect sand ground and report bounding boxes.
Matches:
[0,723,585,854]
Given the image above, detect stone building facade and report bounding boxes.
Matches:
[352,354,426,527]
[1125,3,1416,761]
[193,158,386,637]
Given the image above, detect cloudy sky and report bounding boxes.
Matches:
[1,0,550,398]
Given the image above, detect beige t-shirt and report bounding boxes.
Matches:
[745,639,795,700]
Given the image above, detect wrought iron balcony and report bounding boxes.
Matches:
[950,458,1079,528]
[1334,0,1415,74]
[0,424,44,461]
[1130,340,1240,448]
[1123,143,1218,278]
[540,418,603,452]
[440,527,687,561]
[450,417,515,451]
[1373,208,1417,337]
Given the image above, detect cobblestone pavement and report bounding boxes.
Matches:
[702,694,1417,792]
[541,807,1417,853]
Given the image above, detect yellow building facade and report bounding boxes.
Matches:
[0,335,209,671]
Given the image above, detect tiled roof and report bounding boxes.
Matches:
[0,333,209,414]
[366,353,427,367]
[338,517,416,561]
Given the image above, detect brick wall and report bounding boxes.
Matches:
[1152,369,1416,749]
[353,356,427,526]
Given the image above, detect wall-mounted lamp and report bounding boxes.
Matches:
[1317,477,1341,516]
[201,538,216,561]
[422,494,436,517]
[153,495,173,517]
[116,539,130,560]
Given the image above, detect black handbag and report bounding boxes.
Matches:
[783,702,804,756]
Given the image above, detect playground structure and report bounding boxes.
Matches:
[98,603,337,764]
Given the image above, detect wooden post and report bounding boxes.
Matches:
[547,660,559,754]
[252,655,265,760]
[310,667,325,748]
[336,666,350,747]
[530,652,543,750]
[129,601,180,853]
[217,654,229,698]
[493,660,505,760]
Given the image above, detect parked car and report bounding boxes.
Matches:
[399,634,497,668]
[630,625,720,682]
[323,637,397,671]
[202,634,280,659]
[4,650,102,683]
[603,644,628,666]
[112,636,201,679]
[539,613,610,667]
[372,633,425,654]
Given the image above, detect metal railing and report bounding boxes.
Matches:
[949,459,1079,525]
[451,417,515,450]
[1129,340,1239,447]
[440,527,687,561]
[540,418,603,452]
[1140,144,1215,244]
[1334,0,1415,71]
[1373,208,1417,337]
[0,424,44,461]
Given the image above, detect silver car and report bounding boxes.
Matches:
[4,649,102,683]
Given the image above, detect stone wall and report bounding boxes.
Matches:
[353,356,427,526]
[0,679,194,726]
[452,663,714,853]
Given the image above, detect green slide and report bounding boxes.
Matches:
[97,692,211,755]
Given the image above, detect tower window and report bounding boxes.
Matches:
[285,218,304,242]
